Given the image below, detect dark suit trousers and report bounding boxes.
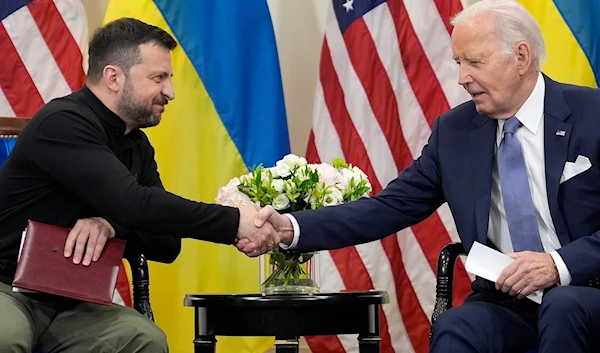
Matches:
[430,278,600,353]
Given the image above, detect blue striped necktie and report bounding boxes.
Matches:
[497,117,545,252]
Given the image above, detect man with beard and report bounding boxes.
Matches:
[0,18,279,352]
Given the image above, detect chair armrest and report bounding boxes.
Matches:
[431,242,467,325]
[127,253,155,322]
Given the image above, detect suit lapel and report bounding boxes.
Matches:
[469,114,497,245]
[543,75,572,246]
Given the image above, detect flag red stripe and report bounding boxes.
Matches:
[381,236,430,353]
[410,216,472,305]
[309,2,475,352]
[387,0,450,127]
[116,262,133,307]
[305,335,346,353]
[343,19,458,350]
[343,15,469,343]
[317,40,382,191]
[304,137,346,353]
[0,23,45,116]
[343,19,412,170]
[305,131,321,163]
[329,248,395,353]
[381,0,472,309]
[27,0,85,91]
[317,40,399,351]
[432,0,463,36]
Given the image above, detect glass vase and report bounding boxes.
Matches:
[259,249,320,294]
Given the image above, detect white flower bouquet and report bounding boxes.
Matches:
[216,153,372,292]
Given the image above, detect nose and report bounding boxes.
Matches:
[162,79,175,101]
[457,63,472,86]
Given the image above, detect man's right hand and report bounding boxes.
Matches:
[235,204,281,257]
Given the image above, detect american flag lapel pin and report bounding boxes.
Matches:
[556,130,566,136]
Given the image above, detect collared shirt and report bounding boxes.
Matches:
[489,72,571,285]
[0,85,239,285]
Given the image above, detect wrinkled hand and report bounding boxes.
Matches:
[235,204,281,257]
[495,251,559,299]
[64,217,115,266]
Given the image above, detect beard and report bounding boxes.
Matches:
[117,78,167,130]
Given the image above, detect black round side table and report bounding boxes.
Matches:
[183,290,389,353]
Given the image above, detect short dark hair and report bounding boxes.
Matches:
[87,18,177,83]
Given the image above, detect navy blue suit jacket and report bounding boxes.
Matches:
[293,75,600,286]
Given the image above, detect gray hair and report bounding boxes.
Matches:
[451,0,546,71]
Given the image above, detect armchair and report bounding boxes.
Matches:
[432,242,538,353]
[0,117,153,321]
[431,242,467,325]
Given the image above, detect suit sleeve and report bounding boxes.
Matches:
[27,112,238,245]
[294,116,446,252]
[557,231,600,285]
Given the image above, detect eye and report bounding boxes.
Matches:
[468,60,481,67]
[152,73,169,83]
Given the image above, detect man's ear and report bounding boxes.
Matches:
[515,41,532,75]
[103,65,123,93]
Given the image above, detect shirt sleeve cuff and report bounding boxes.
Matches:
[550,251,572,286]
[279,213,300,250]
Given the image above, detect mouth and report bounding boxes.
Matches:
[470,92,485,100]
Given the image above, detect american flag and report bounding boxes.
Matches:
[305,0,474,352]
[0,0,132,307]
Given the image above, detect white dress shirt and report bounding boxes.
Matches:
[284,72,571,286]
[489,72,570,286]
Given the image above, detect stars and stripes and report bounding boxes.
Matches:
[306,0,473,352]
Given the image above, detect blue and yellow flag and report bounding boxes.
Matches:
[519,0,600,87]
[104,1,290,352]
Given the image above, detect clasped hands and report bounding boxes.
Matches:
[237,204,565,296]
[235,205,294,257]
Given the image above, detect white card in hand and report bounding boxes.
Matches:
[465,241,543,304]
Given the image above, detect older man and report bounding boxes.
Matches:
[254,1,600,352]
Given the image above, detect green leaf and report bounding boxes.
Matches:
[284,267,292,285]
[293,265,300,283]
[332,158,348,169]
[273,251,287,266]
[299,253,313,264]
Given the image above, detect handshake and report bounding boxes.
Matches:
[234,204,294,257]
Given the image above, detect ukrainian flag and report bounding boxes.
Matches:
[518,0,600,87]
[104,1,289,352]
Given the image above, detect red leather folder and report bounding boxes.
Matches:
[12,220,126,305]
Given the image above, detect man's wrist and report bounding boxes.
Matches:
[547,253,560,285]
[549,251,572,286]
[280,214,300,249]
[280,230,294,246]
